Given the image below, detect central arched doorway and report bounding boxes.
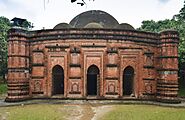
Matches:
[87,65,100,96]
[52,65,64,95]
[123,66,134,96]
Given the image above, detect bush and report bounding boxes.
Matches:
[0,84,7,95]
[179,87,185,97]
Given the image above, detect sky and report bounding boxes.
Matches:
[0,0,184,30]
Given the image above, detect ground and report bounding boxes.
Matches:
[1,103,185,120]
[100,105,185,120]
[1,82,185,120]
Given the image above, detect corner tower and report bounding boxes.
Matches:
[157,30,179,103]
[6,28,30,102]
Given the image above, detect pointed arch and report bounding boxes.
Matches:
[87,65,100,96]
[123,66,134,96]
[52,65,64,95]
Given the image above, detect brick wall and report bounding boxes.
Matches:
[6,28,179,103]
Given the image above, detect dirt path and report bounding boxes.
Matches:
[61,104,94,120]
[60,105,83,120]
[60,104,113,120]
[92,105,113,120]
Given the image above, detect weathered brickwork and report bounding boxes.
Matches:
[6,10,179,103]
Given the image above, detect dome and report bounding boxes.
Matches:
[53,23,72,29]
[84,22,103,28]
[69,10,119,28]
[116,23,135,30]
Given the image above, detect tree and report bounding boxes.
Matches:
[0,16,11,81]
[21,20,33,29]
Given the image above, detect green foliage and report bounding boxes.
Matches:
[173,1,185,65]
[179,87,185,97]
[21,20,32,29]
[0,84,7,95]
[0,16,11,79]
[101,105,185,120]
[174,1,185,21]
[138,19,179,32]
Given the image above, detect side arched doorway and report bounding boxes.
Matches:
[52,65,64,95]
[123,66,134,96]
[87,65,100,96]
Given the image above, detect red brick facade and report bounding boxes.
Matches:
[6,10,179,102]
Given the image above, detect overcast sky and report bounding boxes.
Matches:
[0,0,184,30]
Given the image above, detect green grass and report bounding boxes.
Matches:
[179,87,185,97]
[100,105,185,120]
[0,104,65,120]
[0,84,7,95]
[0,104,185,120]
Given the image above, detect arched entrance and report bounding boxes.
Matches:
[87,65,100,96]
[123,66,134,96]
[52,65,64,95]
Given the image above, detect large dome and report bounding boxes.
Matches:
[69,10,119,28]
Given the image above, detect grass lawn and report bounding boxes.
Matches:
[0,83,7,95]
[0,104,65,120]
[100,105,185,120]
[0,104,185,120]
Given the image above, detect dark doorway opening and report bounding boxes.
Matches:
[123,66,134,96]
[87,65,100,96]
[52,65,64,95]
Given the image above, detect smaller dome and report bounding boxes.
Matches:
[84,22,104,28]
[116,23,135,30]
[53,23,72,29]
